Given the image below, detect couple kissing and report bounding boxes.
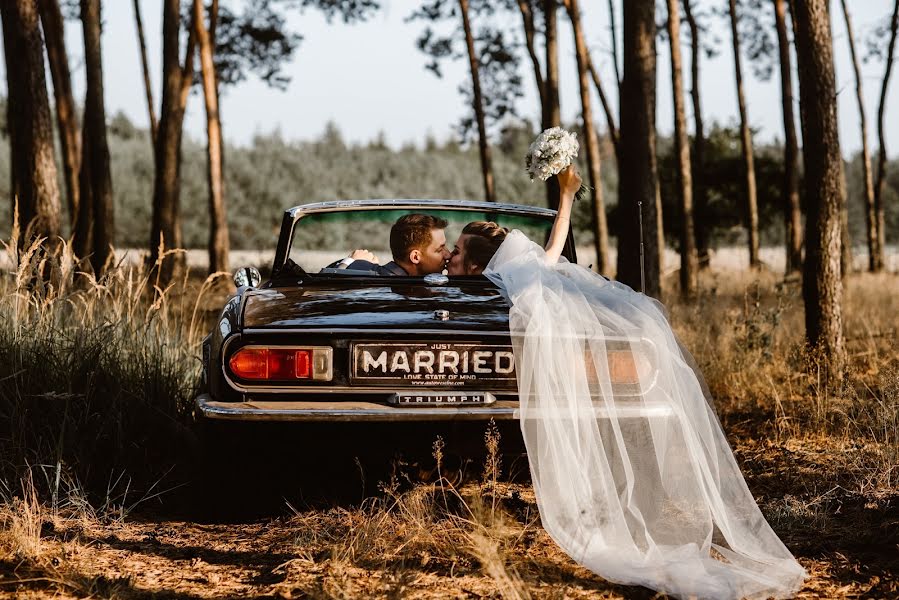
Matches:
[336,164,583,277]
[337,215,508,277]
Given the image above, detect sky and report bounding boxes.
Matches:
[8,0,899,157]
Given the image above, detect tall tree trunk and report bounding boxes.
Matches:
[840,163,852,278]
[564,0,608,274]
[666,0,697,297]
[2,24,17,224]
[774,0,803,274]
[132,0,158,149]
[729,0,760,268]
[457,0,495,203]
[683,0,709,269]
[0,0,61,249]
[617,0,659,298]
[516,0,546,120]
[608,0,620,91]
[543,0,561,210]
[193,0,230,273]
[38,0,80,233]
[178,15,198,111]
[208,0,218,42]
[149,0,189,281]
[655,178,665,275]
[2,13,19,218]
[74,117,92,260]
[840,0,877,272]
[874,0,899,273]
[793,0,846,385]
[82,0,114,275]
[587,60,620,160]
[542,0,560,129]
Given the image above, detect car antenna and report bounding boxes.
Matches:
[638,200,645,294]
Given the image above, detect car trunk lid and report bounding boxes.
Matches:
[242,280,511,332]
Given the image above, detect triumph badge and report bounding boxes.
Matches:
[434,309,450,321]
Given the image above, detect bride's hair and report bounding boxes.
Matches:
[462,221,509,271]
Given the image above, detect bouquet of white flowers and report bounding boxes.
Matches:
[525,127,590,202]
[525,127,579,181]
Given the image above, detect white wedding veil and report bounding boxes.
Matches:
[484,230,806,600]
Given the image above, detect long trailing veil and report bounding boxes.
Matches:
[484,230,806,600]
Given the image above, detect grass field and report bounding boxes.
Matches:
[0,240,897,599]
[31,243,893,274]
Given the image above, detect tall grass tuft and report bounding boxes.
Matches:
[668,269,899,489]
[0,231,224,504]
[1,470,43,560]
[287,458,532,599]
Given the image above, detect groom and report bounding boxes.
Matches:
[336,213,451,276]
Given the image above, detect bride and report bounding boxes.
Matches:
[448,166,806,600]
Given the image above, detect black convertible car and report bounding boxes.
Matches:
[196,199,662,428]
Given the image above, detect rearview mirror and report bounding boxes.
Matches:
[233,266,261,288]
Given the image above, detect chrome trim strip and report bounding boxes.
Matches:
[198,394,519,422]
[285,199,558,219]
[195,394,675,422]
[240,327,512,337]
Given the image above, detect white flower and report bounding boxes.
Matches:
[524,127,580,181]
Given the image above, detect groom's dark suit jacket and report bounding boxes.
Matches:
[338,259,409,276]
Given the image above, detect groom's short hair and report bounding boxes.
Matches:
[390,214,448,262]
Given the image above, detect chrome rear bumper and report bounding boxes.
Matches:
[196,394,674,422]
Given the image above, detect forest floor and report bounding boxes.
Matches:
[2,434,897,599]
[1,264,897,599]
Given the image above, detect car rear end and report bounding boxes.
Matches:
[197,279,524,423]
[197,278,665,424]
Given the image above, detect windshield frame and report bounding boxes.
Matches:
[271,199,577,278]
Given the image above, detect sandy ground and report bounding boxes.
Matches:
[2,432,897,599]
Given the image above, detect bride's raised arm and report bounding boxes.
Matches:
[544,165,582,263]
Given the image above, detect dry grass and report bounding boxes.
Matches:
[277,425,532,598]
[1,472,43,562]
[0,238,897,598]
[667,269,899,489]
[0,229,230,507]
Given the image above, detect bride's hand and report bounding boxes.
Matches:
[557,165,582,200]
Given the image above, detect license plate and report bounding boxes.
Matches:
[390,392,496,406]
[352,342,516,387]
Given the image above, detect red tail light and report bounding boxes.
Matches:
[228,346,330,381]
[229,347,269,379]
